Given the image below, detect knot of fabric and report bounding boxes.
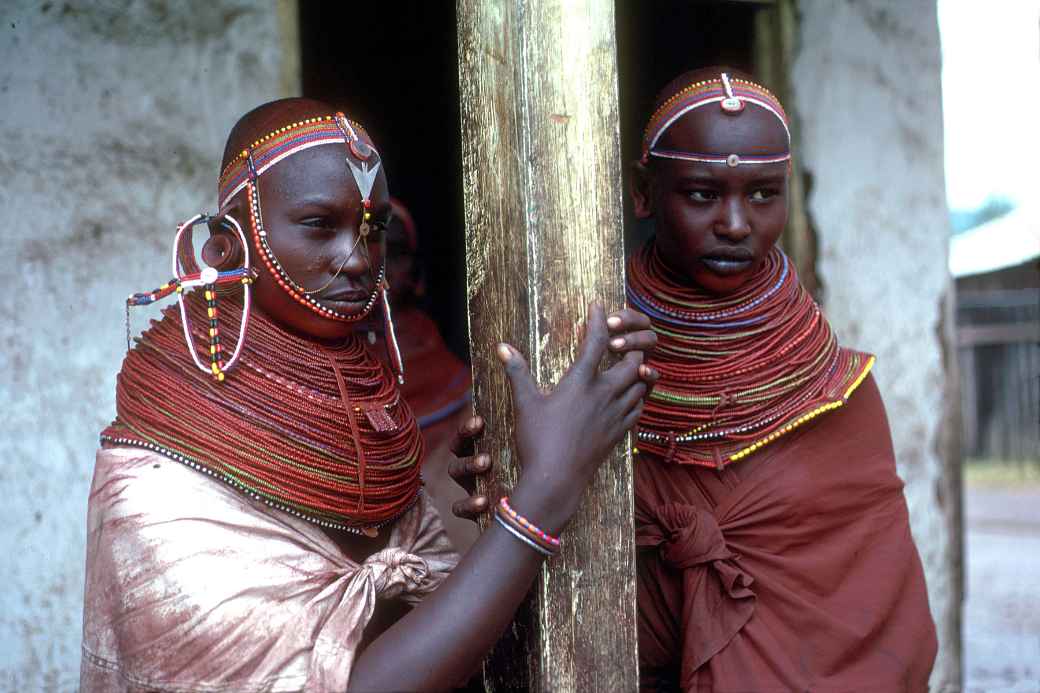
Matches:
[665,431,678,463]
[357,547,429,601]
[647,502,757,684]
[656,502,734,570]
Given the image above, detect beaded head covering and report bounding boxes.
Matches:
[641,72,791,168]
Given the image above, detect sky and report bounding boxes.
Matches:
[938,0,1040,212]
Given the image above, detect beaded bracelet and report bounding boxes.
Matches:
[495,496,562,557]
[494,514,555,557]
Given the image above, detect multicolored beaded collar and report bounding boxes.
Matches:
[628,243,875,469]
[641,72,791,168]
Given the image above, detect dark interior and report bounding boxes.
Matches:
[300,1,760,360]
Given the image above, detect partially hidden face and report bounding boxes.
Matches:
[229,144,392,341]
[634,99,790,295]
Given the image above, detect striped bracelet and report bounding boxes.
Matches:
[495,496,562,557]
[494,514,555,557]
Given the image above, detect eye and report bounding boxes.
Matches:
[299,216,334,229]
[750,188,780,202]
[686,189,719,203]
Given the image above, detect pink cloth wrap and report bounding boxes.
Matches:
[80,447,458,693]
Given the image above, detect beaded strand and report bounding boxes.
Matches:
[494,497,562,557]
[125,213,255,381]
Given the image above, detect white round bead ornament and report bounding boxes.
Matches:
[200,267,219,284]
[721,97,744,113]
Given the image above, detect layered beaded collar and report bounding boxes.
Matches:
[627,242,874,468]
[105,291,423,535]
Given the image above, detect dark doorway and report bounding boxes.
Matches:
[299,1,764,359]
[300,3,468,356]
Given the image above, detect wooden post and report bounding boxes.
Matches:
[456,1,637,690]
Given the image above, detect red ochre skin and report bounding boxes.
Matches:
[629,68,790,295]
[194,97,659,691]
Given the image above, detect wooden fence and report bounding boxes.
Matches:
[957,288,1040,463]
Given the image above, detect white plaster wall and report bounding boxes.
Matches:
[0,2,293,688]
[793,1,959,690]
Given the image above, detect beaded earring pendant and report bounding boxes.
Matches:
[380,282,405,385]
[125,213,255,382]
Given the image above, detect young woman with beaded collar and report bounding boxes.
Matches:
[624,68,938,691]
[80,97,659,692]
[456,67,939,690]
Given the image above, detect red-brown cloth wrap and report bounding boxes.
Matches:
[636,375,937,692]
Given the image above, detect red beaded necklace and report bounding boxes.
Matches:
[627,241,874,468]
[102,290,423,535]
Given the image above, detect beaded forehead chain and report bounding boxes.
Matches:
[218,112,404,381]
[642,72,791,168]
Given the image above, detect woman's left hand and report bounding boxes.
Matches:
[448,307,657,522]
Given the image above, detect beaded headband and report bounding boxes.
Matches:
[218,114,375,208]
[641,72,790,167]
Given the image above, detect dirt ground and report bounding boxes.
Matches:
[963,483,1040,692]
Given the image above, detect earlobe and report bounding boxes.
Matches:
[629,161,654,219]
[201,233,241,270]
[202,202,246,270]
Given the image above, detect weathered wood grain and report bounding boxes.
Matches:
[456,1,637,690]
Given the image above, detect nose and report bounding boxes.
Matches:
[337,228,372,278]
[715,196,751,242]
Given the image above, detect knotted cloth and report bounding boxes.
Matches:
[80,447,457,693]
[635,376,937,692]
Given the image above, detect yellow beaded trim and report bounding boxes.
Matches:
[728,356,875,462]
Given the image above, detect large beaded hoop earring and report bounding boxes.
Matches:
[126,213,255,382]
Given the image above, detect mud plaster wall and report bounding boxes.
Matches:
[793,1,959,690]
[0,2,295,688]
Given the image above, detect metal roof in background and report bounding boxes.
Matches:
[949,204,1040,278]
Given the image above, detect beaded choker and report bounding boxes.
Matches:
[103,290,423,535]
[627,242,874,468]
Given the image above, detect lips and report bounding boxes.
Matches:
[701,248,754,276]
[320,287,371,303]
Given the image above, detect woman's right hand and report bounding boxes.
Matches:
[501,302,657,534]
